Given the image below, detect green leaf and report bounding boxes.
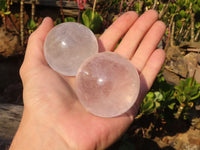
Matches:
[193,4,200,13]
[145,0,152,6]
[180,10,186,18]
[155,101,161,108]
[141,98,155,115]
[169,3,177,14]
[198,0,200,6]
[158,3,164,12]
[27,19,37,29]
[4,11,11,15]
[64,17,76,22]
[134,2,142,13]
[168,103,176,110]
[90,13,103,33]
[0,0,7,10]
[82,12,90,28]
[177,0,184,6]
[195,22,200,28]
[190,92,200,100]
[146,92,154,99]
[82,9,103,33]
[14,13,19,18]
[154,91,163,101]
[55,18,61,25]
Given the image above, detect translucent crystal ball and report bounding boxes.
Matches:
[76,52,140,117]
[44,22,98,76]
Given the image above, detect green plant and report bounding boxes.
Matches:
[55,17,76,25]
[138,72,200,121]
[82,9,103,33]
[64,17,76,22]
[138,92,157,117]
[118,0,200,43]
[27,19,37,34]
[0,0,11,27]
[137,71,175,119]
[174,78,200,120]
[0,0,7,12]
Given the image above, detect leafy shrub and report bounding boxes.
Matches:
[138,76,200,121]
[82,9,103,33]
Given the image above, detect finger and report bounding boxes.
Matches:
[115,10,158,59]
[131,21,166,72]
[126,49,165,117]
[140,49,165,93]
[23,17,54,66]
[98,11,138,52]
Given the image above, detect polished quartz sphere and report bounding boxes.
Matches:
[76,52,140,117]
[44,22,98,76]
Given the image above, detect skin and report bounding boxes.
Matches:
[10,10,166,150]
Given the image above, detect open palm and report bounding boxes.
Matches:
[10,10,165,150]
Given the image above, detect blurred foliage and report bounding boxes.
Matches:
[146,0,199,42]
[55,9,103,34]
[98,0,200,43]
[0,0,11,26]
[0,0,7,11]
[82,9,103,33]
[1,0,199,42]
[27,19,37,34]
[138,75,200,121]
[174,78,200,119]
[64,17,76,22]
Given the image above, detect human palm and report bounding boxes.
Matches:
[10,10,166,150]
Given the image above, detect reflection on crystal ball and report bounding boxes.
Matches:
[44,22,98,76]
[76,52,140,117]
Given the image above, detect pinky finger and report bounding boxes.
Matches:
[139,49,165,96]
[126,49,165,118]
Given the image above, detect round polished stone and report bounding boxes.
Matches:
[44,22,98,76]
[76,52,140,117]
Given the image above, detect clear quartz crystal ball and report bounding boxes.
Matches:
[44,22,98,76]
[76,52,140,117]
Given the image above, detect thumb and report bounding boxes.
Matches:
[23,17,54,67]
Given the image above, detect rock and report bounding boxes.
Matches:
[164,46,200,84]
[176,57,188,78]
[188,132,200,145]
[165,46,188,79]
[184,52,200,76]
[191,118,200,130]
[194,66,200,83]
[183,52,200,83]
[162,69,180,85]
[0,27,24,57]
[166,46,182,61]
[0,104,23,148]
[155,128,200,150]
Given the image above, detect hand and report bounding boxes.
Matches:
[10,10,165,150]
